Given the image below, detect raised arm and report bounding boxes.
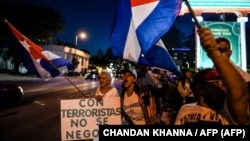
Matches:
[198,27,249,124]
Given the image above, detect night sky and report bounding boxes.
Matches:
[25,0,118,56]
[20,0,250,65]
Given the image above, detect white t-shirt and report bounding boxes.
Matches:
[95,87,119,98]
[174,102,229,125]
[123,92,146,125]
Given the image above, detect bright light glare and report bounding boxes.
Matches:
[79,32,87,39]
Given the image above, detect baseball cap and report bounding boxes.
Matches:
[121,68,137,78]
[191,68,221,90]
[195,68,220,81]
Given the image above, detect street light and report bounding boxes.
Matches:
[73,32,87,71]
[75,32,87,50]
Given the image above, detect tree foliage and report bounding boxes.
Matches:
[0,1,65,44]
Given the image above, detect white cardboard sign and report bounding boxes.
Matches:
[60,97,121,140]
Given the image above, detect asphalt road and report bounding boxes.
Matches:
[0,74,99,141]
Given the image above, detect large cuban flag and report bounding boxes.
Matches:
[4,19,75,81]
[111,0,182,75]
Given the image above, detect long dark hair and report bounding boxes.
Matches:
[179,68,192,88]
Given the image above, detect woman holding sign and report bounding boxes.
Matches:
[95,70,120,101]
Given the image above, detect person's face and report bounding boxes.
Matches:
[122,72,136,88]
[217,41,232,58]
[99,73,110,87]
[185,71,192,79]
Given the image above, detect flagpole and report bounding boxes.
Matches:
[49,62,88,98]
[183,0,201,29]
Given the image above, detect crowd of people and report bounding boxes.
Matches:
[92,27,250,126]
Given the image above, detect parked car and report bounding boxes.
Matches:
[0,83,24,107]
[85,72,99,81]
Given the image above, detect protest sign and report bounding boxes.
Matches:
[60,97,121,140]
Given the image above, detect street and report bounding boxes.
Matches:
[0,75,99,141]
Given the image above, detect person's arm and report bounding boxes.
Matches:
[94,87,103,101]
[177,81,190,101]
[198,27,249,124]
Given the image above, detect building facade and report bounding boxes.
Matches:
[42,45,91,73]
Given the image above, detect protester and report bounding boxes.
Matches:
[174,27,249,125]
[120,67,159,125]
[216,37,250,124]
[137,64,158,87]
[94,70,119,101]
[137,64,162,117]
[176,68,195,104]
[154,69,170,110]
[215,36,250,82]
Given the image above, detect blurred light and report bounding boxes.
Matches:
[172,48,190,51]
